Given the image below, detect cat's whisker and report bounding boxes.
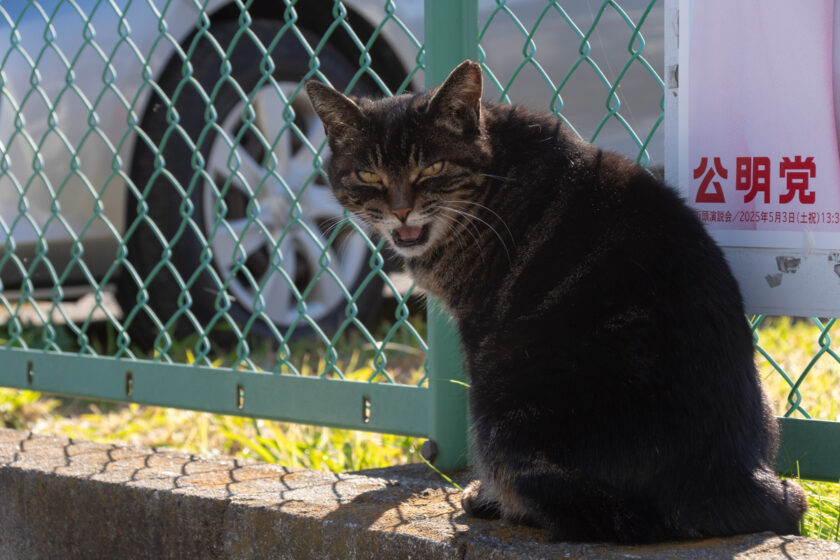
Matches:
[322,211,366,227]
[323,212,374,239]
[481,173,512,183]
[443,206,483,243]
[321,215,349,232]
[439,208,486,259]
[435,200,484,240]
[435,212,482,263]
[321,214,357,236]
[439,205,512,265]
[322,220,350,239]
[433,215,466,254]
[442,199,516,247]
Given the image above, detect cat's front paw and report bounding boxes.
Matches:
[461,480,502,519]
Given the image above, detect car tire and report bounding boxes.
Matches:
[119,20,384,350]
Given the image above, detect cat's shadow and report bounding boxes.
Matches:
[320,479,474,535]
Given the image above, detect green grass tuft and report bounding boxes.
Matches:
[800,480,840,541]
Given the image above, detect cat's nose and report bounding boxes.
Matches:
[391,207,412,222]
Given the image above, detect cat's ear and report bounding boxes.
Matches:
[305,81,365,141]
[428,60,483,134]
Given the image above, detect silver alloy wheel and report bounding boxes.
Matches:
[202,83,369,327]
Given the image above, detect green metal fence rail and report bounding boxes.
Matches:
[0,0,838,478]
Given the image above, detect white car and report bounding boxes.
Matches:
[0,0,662,346]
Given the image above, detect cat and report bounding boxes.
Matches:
[304,60,807,544]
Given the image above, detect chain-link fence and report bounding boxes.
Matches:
[0,0,836,476]
[0,0,433,437]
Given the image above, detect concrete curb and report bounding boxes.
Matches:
[1,428,838,559]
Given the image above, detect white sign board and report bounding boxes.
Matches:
[665,0,840,316]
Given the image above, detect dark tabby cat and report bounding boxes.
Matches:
[304,60,806,543]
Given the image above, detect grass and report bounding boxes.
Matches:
[23,401,420,472]
[0,313,838,540]
[799,480,840,541]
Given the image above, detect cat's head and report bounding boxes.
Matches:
[305,60,491,258]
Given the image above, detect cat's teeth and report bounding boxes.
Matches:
[394,225,423,241]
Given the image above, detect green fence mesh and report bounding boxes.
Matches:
[0,0,837,476]
[479,0,664,166]
[0,0,427,383]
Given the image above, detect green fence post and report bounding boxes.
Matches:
[422,0,478,471]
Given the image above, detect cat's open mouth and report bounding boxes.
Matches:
[392,224,430,247]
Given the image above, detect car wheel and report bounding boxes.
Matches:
[120,20,384,349]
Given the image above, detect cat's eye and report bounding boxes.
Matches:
[357,170,382,184]
[420,161,445,177]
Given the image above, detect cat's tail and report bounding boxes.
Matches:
[760,477,808,535]
[578,470,806,543]
[699,469,807,538]
[514,467,807,543]
[649,471,807,542]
